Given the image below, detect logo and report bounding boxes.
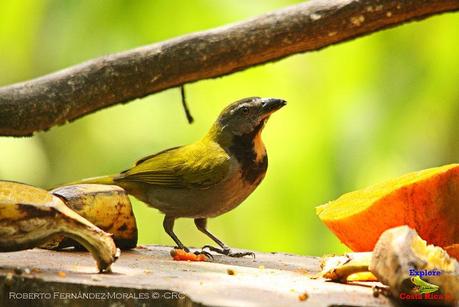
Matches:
[410,276,439,294]
[399,269,454,301]
[409,268,441,278]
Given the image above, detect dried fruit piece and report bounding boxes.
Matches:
[317,164,459,251]
[0,181,119,272]
[170,249,208,261]
[50,184,137,250]
[370,226,459,303]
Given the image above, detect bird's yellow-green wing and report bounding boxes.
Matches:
[115,142,231,189]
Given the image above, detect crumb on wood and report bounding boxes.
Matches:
[57,271,66,278]
[298,292,309,301]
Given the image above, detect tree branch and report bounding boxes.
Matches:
[1,0,458,136]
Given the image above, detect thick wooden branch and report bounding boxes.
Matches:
[1,0,458,136]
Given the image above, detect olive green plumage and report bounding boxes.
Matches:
[71,97,286,256]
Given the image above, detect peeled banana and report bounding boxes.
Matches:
[320,252,375,282]
[0,181,119,272]
[49,184,138,250]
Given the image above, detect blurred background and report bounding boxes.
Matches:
[1,0,458,256]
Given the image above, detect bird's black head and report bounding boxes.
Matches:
[217,97,286,136]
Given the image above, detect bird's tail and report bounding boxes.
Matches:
[50,175,117,190]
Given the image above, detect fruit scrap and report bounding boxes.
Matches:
[369,226,459,303]
[170,249,209,261]
[316,164,459,251]
[0,181,119,272]
[320,252,374,282]
[346,272,378,282]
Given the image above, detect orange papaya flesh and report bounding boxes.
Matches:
[445,244,459,260]
[316,164,459,251]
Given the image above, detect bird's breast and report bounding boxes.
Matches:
[228,129,268,185]
[201,157,266,217]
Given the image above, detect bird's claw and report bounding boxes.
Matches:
[202,245,255,258]
[194,250,214,260]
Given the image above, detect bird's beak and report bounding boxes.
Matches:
[260,98,287,116]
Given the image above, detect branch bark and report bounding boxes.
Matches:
[1,0,458,136]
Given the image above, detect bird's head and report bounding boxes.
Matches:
[216,97,286,136]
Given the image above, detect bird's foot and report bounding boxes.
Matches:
[202,245,255,258]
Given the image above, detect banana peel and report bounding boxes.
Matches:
[0,181,119,272]
[49,184,137,250]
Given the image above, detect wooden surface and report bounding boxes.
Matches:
[0,245,393,306]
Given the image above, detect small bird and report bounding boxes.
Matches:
[70,97,286,257]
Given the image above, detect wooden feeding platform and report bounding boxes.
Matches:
[0,245,394,306]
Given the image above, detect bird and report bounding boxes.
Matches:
[67,97,286,257]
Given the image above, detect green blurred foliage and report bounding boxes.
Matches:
[1,0,458,256]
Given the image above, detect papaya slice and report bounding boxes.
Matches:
[445,244,459,260]
[316,164,459,251]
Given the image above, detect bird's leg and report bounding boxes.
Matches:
[163,216,189,252]
[195,218,226,248]
[163,216,212,259]
[195,218,255,258]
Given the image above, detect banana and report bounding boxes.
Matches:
[49,184,137,250]
[320,252,375,282]
[0,181,119,272]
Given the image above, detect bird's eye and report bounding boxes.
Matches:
[241,106,249,114]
